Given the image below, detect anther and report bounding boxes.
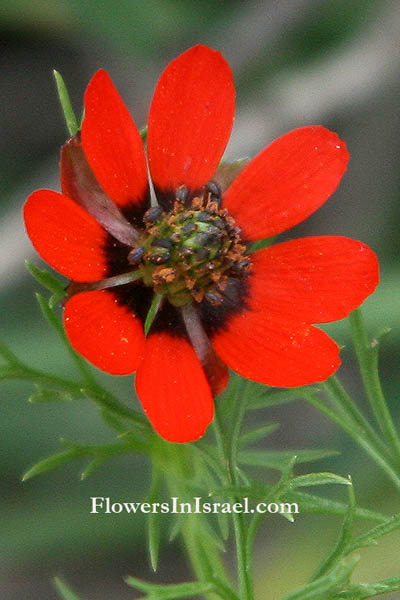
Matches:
[128,246,145,264]
[178,247,193,259]
[194,248,210,262]
[176,185,189,204]
[212,216,225,229]
[191,231,220,248]
[181,222,197,236]
[143,206,164,224]
[148,249,171,265]
[170,232,181,243]
[177,211,190,224]
[152,267,177,284]
[230,259,250,274]
[151,238,172,249]
[196,211,212,223]
[205,291,224,306]
[206,180,222,201]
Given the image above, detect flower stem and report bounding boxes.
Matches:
[349,308,400,461]
[162,443,230,600]
[214,376,254,600]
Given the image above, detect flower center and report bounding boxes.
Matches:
[130,185,251,307]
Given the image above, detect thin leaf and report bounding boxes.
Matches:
[26,260,66,298]
[334,576,400,598]
[311,482,356,581]
[282,555,359,600]
[80,456,108,480]
[100,409,127,434]
[35,292,96,385]
[346,513,400,554]
[248,386,317,409]
[0,365,26,379]
[144,294,163,335]
[238,448,340,470]
[246,235,277,253]
[289,473,351,489]
[169,512,188,542]
[0,338,21,365]
[22,448,85,481]
[53,70,79,136]
[140,125,148,141]
[23,439,144,481]
[54,577,84,600]
[198,516,226,554]
[286,490,386,523]
[147,466,162,571]
[125,576,215,599]
[29,385,72,403]
[239,423,280,447]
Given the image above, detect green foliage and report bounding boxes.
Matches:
[238,448,340,470]
[146,465,162,571]
[144,293,163,335]
[247,386,316,410]
[25,261,66,306]
[53,70,80,137]
[125,576,216,599]
[283,486,400,599]
[239,423,280,447]
[282,556,360,600]
[54,577,85,600]
[22,436,149,482]
[28,385,73,403]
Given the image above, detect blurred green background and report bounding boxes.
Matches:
[1,1,399,598]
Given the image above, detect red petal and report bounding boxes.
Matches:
[64,290,144,375]
[81,69,148,209]
[147,45,235,192]
[212,309,341,388]
[135,332,214,442]
[24,190,108,282]
[224,126,349,241]
[249,236,379,323]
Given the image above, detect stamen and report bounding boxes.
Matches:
[66,270,143,297]
[143,206,164,224]
[128,246,145,264]
[176,185,189,204]
[181,303,228,397]
[139,180,252,306]
[61,137,140,246]
[181,303,211,363]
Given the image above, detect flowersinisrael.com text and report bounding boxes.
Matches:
[90,496,299,515]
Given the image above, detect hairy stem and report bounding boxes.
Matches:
[349,308,400,461]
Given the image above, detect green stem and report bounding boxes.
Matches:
[214,377,254,600]
[323,377,393,464]
[350,309,400,461]
[5,363,148,428]
[163,444,230,600]
[302,389,400,491]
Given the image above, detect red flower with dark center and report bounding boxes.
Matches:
[24,45,379,443]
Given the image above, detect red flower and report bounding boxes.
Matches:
[24,45,379,443]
